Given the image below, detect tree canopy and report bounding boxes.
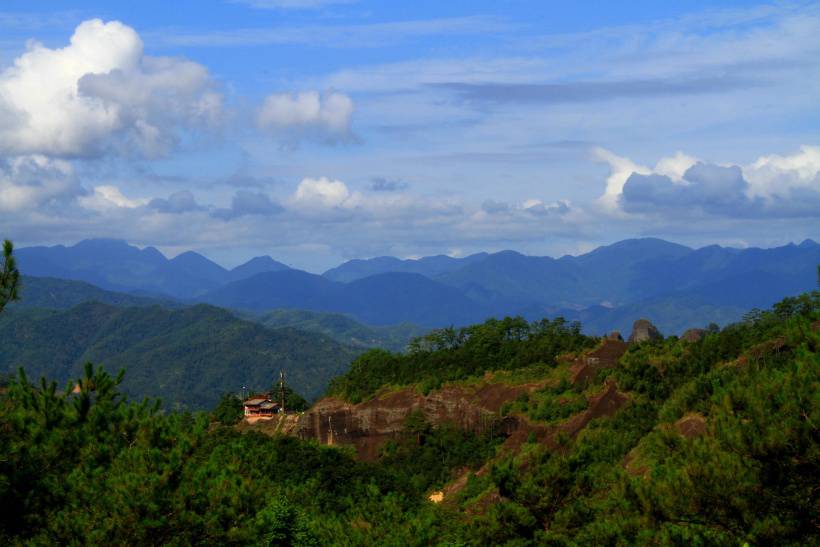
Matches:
[0,239,19,314]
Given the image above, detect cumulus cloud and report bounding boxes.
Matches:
[148,190,203,214]
[746,145,820,199]
[593,147,652,211]
[0,19,221,158]
[79,185,149,211]
[291,176,351,208]
[212,191,284,220]
[258,90,354,144]
[611,147,820,218]
[0,155,82,212]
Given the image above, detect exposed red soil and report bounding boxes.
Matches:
[296,340,630,500]
[622,448,649,477]
[736,336,787,366]
[675,413,707,438]
[295,379,557,461]
[569,338,629,387]
[430,380,630,505]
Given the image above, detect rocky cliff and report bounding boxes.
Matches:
[293,333,634,461]
[294,381,541,460]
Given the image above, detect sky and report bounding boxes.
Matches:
[0,0,818,272]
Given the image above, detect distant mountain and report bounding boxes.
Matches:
[203,269,336,311]
[325,239,698,308]
[15,275,422,352]
[202,270,492,326]
[436,238,819,310]
[16,239,290,298]
[13,276,176,310]
[250,308,426,351]
[323,252,489,282]
[323,272,491,326]
[228,256,290,282]
[0,302,361,408]
[14,237,819,334]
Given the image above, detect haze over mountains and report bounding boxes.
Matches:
[16,239,290,298]
[0,302,358,407]
[15,237,820,334]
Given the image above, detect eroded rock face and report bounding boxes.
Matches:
[294,383,537,461]
[628,319,662,344]
[569,338,629,388]
[681,328,706,343]
[295,376,631,463]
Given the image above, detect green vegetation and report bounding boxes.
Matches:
[0,364,493,545]
[0,239,19,313]
[1,239,817,546]
[455,292,819,545]
[0,301,362,408]
[212,392,244,424]
[13,275,174,309]
[327,316,594,402]
[250,308,426,351]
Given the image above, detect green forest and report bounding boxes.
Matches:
[0,239,818,545]
[0,302,361,407]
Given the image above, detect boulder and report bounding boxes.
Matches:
[628,319,662,344]
[681,328,706,343]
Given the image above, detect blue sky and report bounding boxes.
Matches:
[0,1,818,271]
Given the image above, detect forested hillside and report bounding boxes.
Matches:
[250,308,425,351]
[15,275,174,309]
[0,302,361,407]
[1,292,817,545]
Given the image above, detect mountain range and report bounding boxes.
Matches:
[15,239,290,298]
[14,237,820,334]
[0,302,360,408]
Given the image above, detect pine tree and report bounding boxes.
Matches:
[0,239,20,314]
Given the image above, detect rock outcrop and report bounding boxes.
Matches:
[681,328,706,343]
[293,375,631,462]
[606,331,624,342]
[294,382,542,461]
[628,319,662,344]
[568,336,629,387]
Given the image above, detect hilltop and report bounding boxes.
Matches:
[0,302,361,407]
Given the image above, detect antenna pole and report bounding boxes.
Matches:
[279,369,286,413]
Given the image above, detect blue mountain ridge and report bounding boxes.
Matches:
[14,237,820,333]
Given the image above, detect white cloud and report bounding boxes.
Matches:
[596,145,820,219]
[79,185,148,211]
[654,151,698,182]
[292,176,351,208]
[0,19,221,158]
[258,90,354,143]
[521,199,571,216]
[0,155,80,212]
[592,147,651,211]
[746,145,820,199]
